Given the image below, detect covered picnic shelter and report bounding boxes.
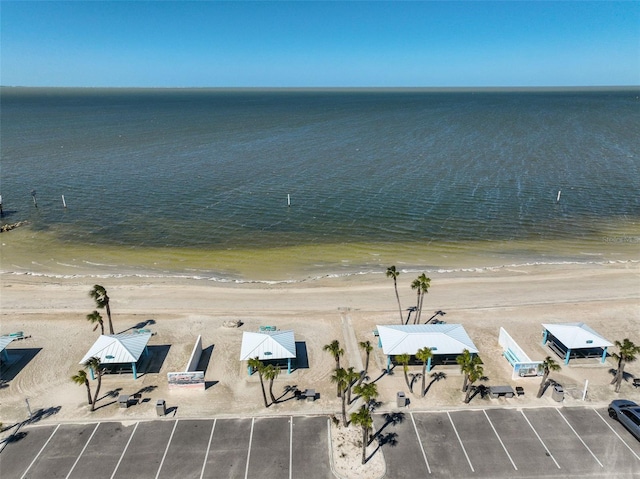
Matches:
[0,336,15,362]
[541,322,612,364]
[376,324,479,372]
[80,332,152,380]
[240,329,297,374]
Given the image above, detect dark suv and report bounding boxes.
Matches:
[608,400,640,441]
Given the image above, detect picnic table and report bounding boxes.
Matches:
[490,385,515,398]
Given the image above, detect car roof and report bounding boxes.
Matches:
[611,399,638,408]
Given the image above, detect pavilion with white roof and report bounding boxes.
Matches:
[240,329,297,374]
[541,322,612,364]
[80,332,152,380]
[376,324,478,372]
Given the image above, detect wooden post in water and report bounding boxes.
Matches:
[287,194,291,207]
[31,190,38,208]
[0,194,3,216]
[62,195,67,208]
[556,190,561,203]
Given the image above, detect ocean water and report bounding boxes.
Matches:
[1,88,639,281]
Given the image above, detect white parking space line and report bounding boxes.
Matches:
[483,410,517,470]
[289,417,293,479]
[446,412,474,472]
[244,418,255,479]
[20,423,61,479]
[520,410,560,469]
[155,420,179,479]
[200,419,217,479]
[555,408,603,468]
[65,422,100,479]
[592,408,640,461]
[410,412,431,474]
[110,421,139,479]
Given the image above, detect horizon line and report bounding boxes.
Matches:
[2,85,639,92]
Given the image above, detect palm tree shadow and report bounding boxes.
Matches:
[423,372,447,397]
[371,370,387,384]
[0,431,28,448]
[468,384,491,402]
[121,319,156,333]
[409,373,422,394]
[367,431,398,462]
[608,368,635,382]
[94,400,118,411]
[425,310,446,324]
[27,406,62,425]
[133,385,157,396]
[370,412,405,444]
[98,388,123,402]
[277,385,299,402]
[538,379,557,397]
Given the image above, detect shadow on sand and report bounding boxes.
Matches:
[0,348,42,382]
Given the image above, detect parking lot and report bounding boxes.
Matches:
[1,407,638,479]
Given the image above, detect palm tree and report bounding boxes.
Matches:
[410,274,431,323]
[415,347,433,397]
[410,278,421,325]
[323,340,344,371]
[86,310,104,335]
[350,406,374,465]
[330,367,350,426]
[83,357,104,412]
[610,338,640,393]
[536,356,561,398]
[263,364,280,405]
[456,349,481,392]
[396,353,412,391]
[386,266,403,324]
[353,381,378,410]
[345,367,360,405]
[356,340,373,387]
[248,357,269,408]
[89,285,114,334]
[71,370,92,405]
[463,361,484,404]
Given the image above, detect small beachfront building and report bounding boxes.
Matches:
[541,322,612,364]
[240,329,297,374]
[376,324,479,372]
[80,332,152,380]
[0,336,15,362]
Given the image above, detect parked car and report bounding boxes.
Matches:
[608,400,640,441]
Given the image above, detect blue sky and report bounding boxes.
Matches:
[1,1,638,87]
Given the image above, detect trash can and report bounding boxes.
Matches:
[552,384,564,402]
[396,391,407,407]
[118,395,129,409]
[156,399,166,416]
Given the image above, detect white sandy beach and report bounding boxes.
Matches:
[1,261,639,476]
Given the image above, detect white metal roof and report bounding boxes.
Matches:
[240,330,296,361]
[377,324,478,356]
[80,332,152,364]
[0,336,15,352]
[542,322,613,349]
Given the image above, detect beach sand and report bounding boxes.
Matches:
[1,261,639,476]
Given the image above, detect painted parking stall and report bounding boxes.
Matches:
[1,409,639,479]
[378,408,640,479]
[66,422,136,479]
[0,425,58,479]
[156,420,213,479]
